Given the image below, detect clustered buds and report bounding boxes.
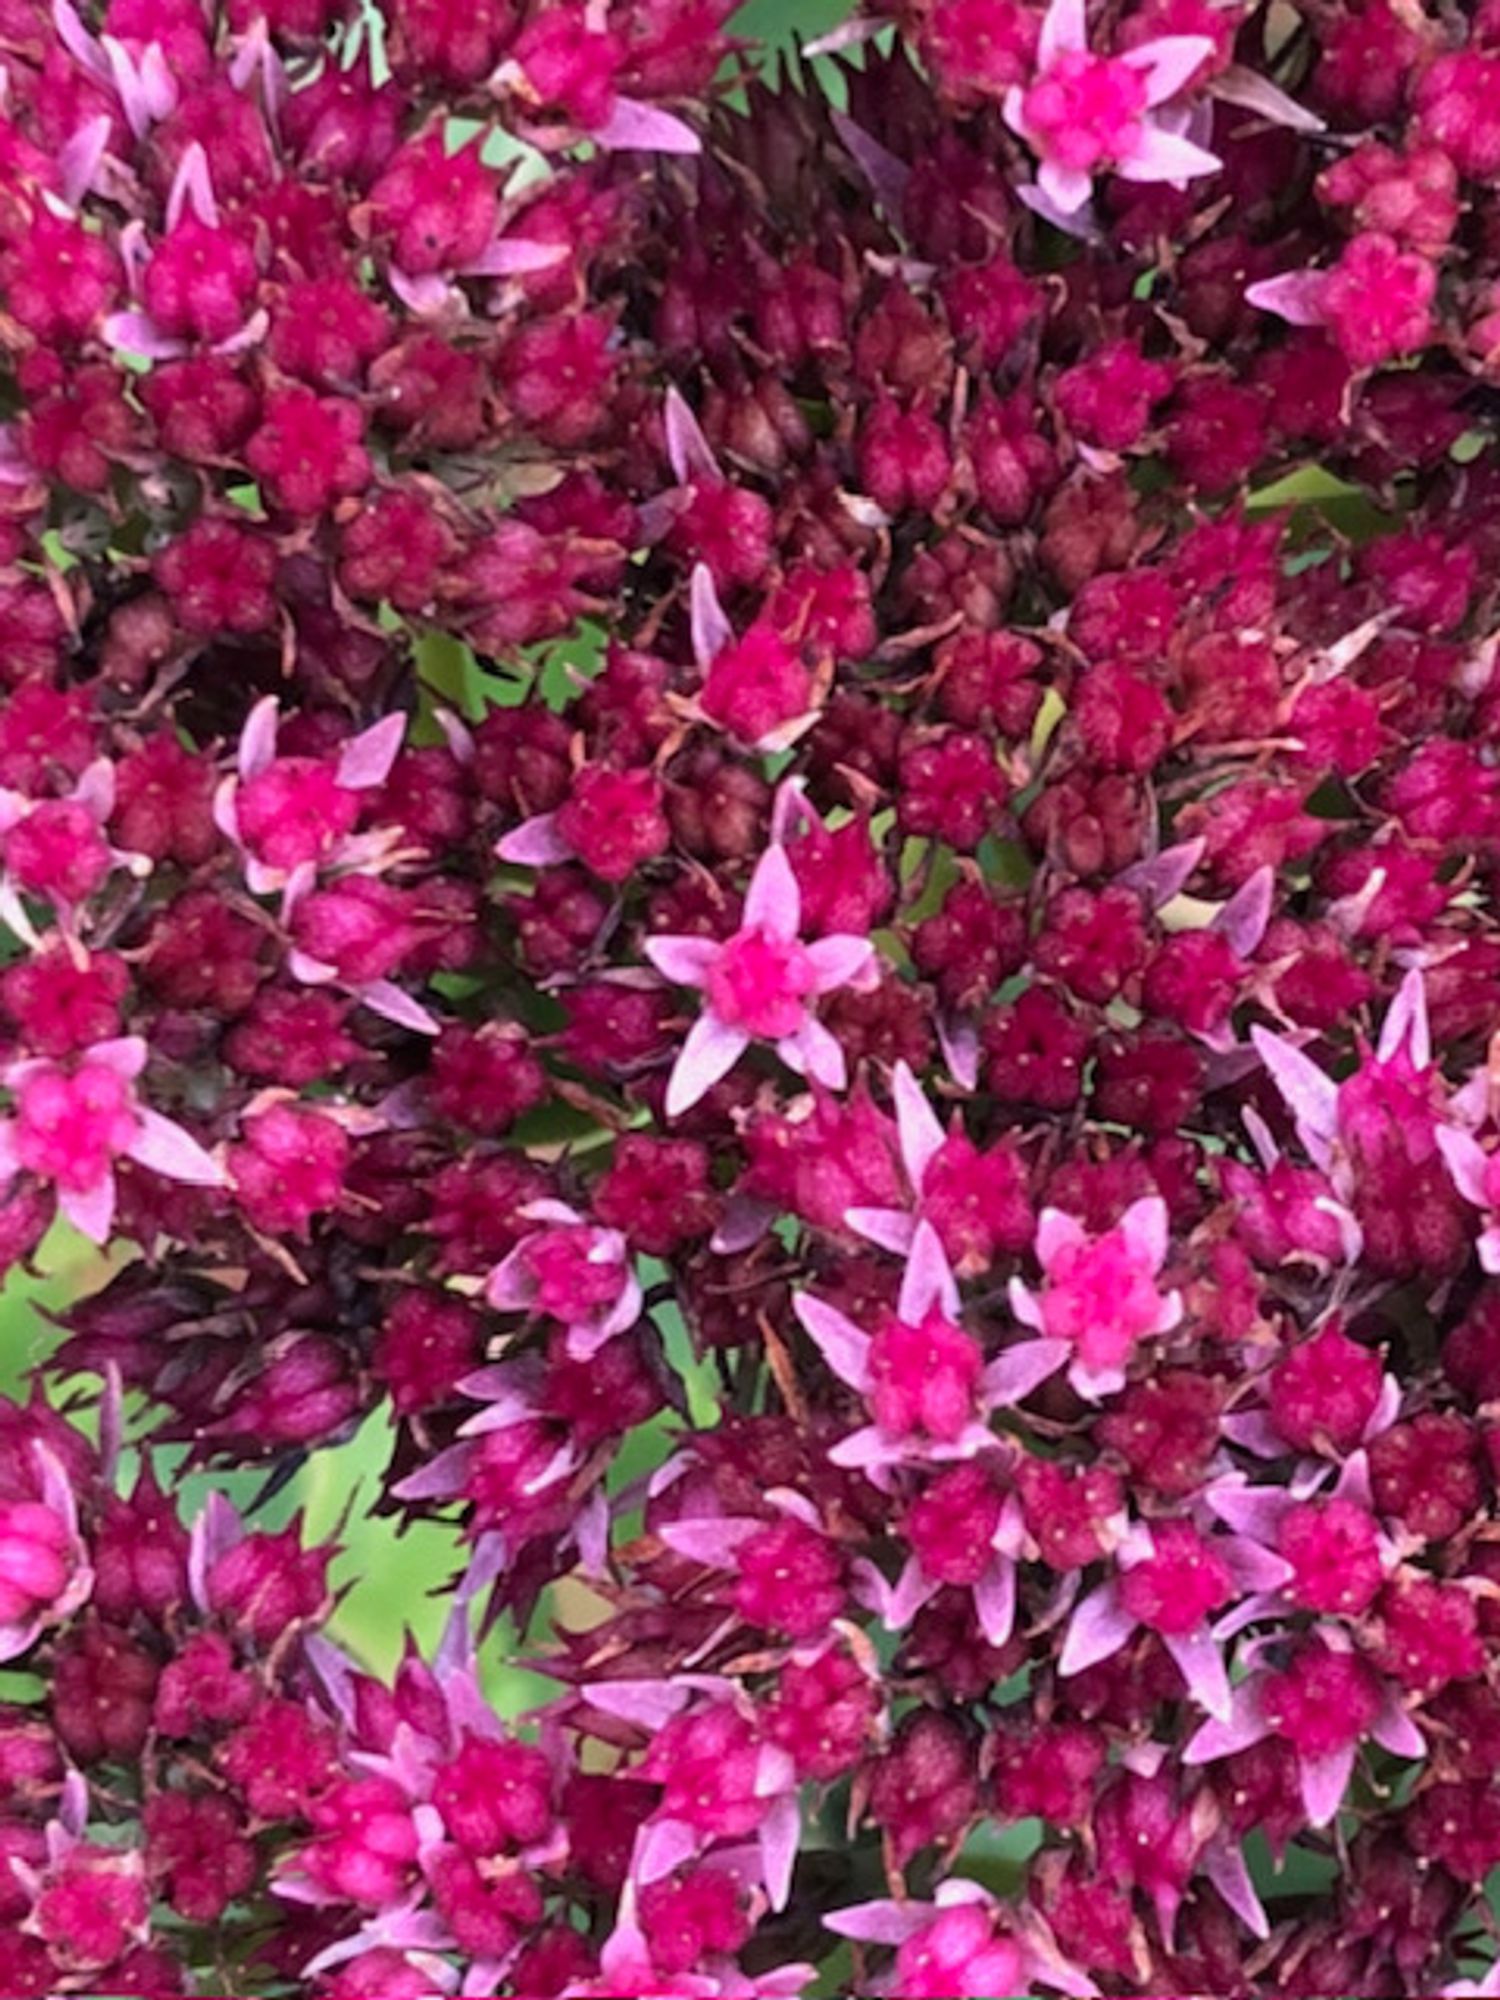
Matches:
[2,0,1500,1991]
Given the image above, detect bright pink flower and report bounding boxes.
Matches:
[485,1198,641,1359]
[646,839,876,1115]
[1003,0,1218,214]
[1009,1196,1181,1398]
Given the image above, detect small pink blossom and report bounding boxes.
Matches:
[646,841,876,1116]
[484,1199,642,1359]
[1009,1196,1181,1399]
[1003,0,1219,215]
[0,1036,224,1243]
[0,761,148,948]
[827,1879,1093,2000]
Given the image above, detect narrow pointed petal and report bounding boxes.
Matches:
[743,842,801,942]
[359,980,439,1035]
[892,1060,946,1188]
[1035,1206,1089,1268]
[1117,836,1206,910]
[781,1016,845,1092]
[103,309,186,360]
[88,1036,148,1080]
[127,1109,225,1186]
[496,812,574,867]
[1007,1277,1045,1331]
[337,713,406,791]
[1250,1026,1338,1169]
[459,235,568,277]
[1371,1696,1425,1761]
[1183,1683,1271,1763]
[1039,0,1088,63]
[1300,1744,1355,1826]
[1245,269,1329,327]
[1202,1839,1270,1939]
[657,1518,759,1565]
[1119,1195,1169,1271]
[239,694,281,780]
[982,1338,1069,1406]
[830,111,911,216]
[663,386,720,485]
[899,1219,961,1323]
[1037,158,1095,215]
[484,1245,536,1313]
[57,115,112,208]
[973,1557,1017,1647]
[1059,1583,1137,1677]
[1214,865,1274,958]
[825,1901,926,1946]
[936,1010,979,1091]
[845,1207,918,1254]
[59,1172,116,1245]
[594,95,700,154]
[1211,62,1324,131]
[635,1816,700,1886]
[1164,1628,1232,1719]
[664,1014,748,1118]
[805,933,875,994]
[1122,33,1215,104]
[1378,966,1431,1070]
[1439,1126,1492,1207]
[759,1793,800,1912]
[1116,124,1221,185]
[793,1294,872,1391]
[689,563,732,667]
[164,138,217,229]
[644,935,720,988]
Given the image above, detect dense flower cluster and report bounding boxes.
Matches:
[5,0,1500,1990]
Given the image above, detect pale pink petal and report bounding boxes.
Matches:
[126,1109,225,1186]
[485,1244,538,1313]
[238,695,280,780]
[1117,122,1221,184]
[1202,1839,1269,1940]
[1008,1277,1044,1331]
[102,309,187,360]
[635,1816,700,1886]
[1479,1227,1500,1274]
[53,0,110,79]
[744,842,801,942]
[1039,0,1088,64]
[825,1900,927,1947]
[1183,1683,1271,1764]
[1060,1583,1138,1676]
[1437,1126,1490,1208]
[830,111,911,217]
[827,1425,907,1472]
[644,934,721,987]
[1122,33,1215,104]
[1213,864,1274,958]
[1035,1206,1089,1269]
[387,267,458,317]
[459,236,569,277]
[1037,158,1096,215]
[336,713,405,791]
[1250,1026,1338,1171]
[1119,1194,1169,1271]
[1117,836,1206,909]
[664,386,720,485]
[496,812,574,867]
[134,41,178,122]
[1164,1628,1232,1720]
[899,1219,961,1324]
[287,948,338,986]
[1378,967,1431,1071]
[1300,1743,1355,1827]
[982,1338,1069,1406]
[689,563,733,667]
[594,94,700,154]
[657,1518,759,1564]
[936,1010,980,1091]
[805,932,875,995]
[358,980,439,1035]
[1211,62,1324,133]
[803,16,884,55]
[845,1206,917,1254]
[88,1036,148,1081]
[1370,1696,1425,1761]
[666,1012,749,1118]
[164,138,216,230]
[1244,269,1330,327]
[59,1171,116,1245]
[892,1060,946,1188]
[973,1557,1016,1647]
[881,1553,937,1630]
[0,1121,17,1188]
[585,1679,699,1729]
[1015,175,1100,239]
[57,115,112,208]
[794,1294,872,1391]
[711,1195,774,1254]
[780,1016,845,1091]
[759,1793,800,1913]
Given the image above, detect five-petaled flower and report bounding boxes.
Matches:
[1009,1196,1181,1399]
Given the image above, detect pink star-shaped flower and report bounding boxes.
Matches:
[1009,1195,1181,1400]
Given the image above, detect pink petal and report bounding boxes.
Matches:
[238,695,280,780]
[164,138,217,230]
[666,1013,750,1118]
[1116,123,1221,185]
[644,934,720,988]
[1038,0,1088,64]
[485,1245,537,1313]
[1211,62,1325,133]
[126,1109,224,1186]
[1163,1628,1232,1720]
[59,1171,116,1245]
[1059,1583,1137,1676]
[805,932,875,995]
[1250,1027,1338,1171]
[387,266,458,317]
[586,1681,695,1730]
[358,980,439,1035]
[53,0,110,80]
[759,1793,800,1912]
[845,1207,918,1255]
[88,1036,148,1081]
[1183,1683,1271,1764]
[459,235,569,277]
[336,713,406,791]
[496,812,574,867]
[892,1060,946,1188]
[1037,158,1095,215]
[829,112,911,217]
[1202,1839,1269,1940]
[1117,836,1206,910]
[973,1557,1016,1647]
[689,563,733,667]
[657,1517,760,1566]
[793,1294,872,1392]
[1118,1194,1169,1271]
[780,1016,845,1091]
[593,94,700,154]
[828,1425,904,1472]
[936,1010,980,1091]
[57,115,112,209]
[1122,33,1216,105]
[982,1338,1068,1406]
[743,842,801,942]
[1437,1128,1492,1207]
[1370,1696,1425,1761]
[825,1900,929,1947]
[1244,269,1330,328]
[663,386,720,485]
[1213,864,1273,959]
[1378,966,1431,1071]
[1035,1206,1088,1269]
[1007,1277,1044,1331]
[899,1219,961,1323]
[635,1816,700,1886]
[103,310,187,360]
[1299,1743,1355,1827]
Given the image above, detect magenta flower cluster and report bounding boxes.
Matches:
[4,0,1500,1991]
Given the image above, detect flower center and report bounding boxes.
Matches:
[1022,51,1149,170]
[705,927,817,1039]
[15,1060,138,1192]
